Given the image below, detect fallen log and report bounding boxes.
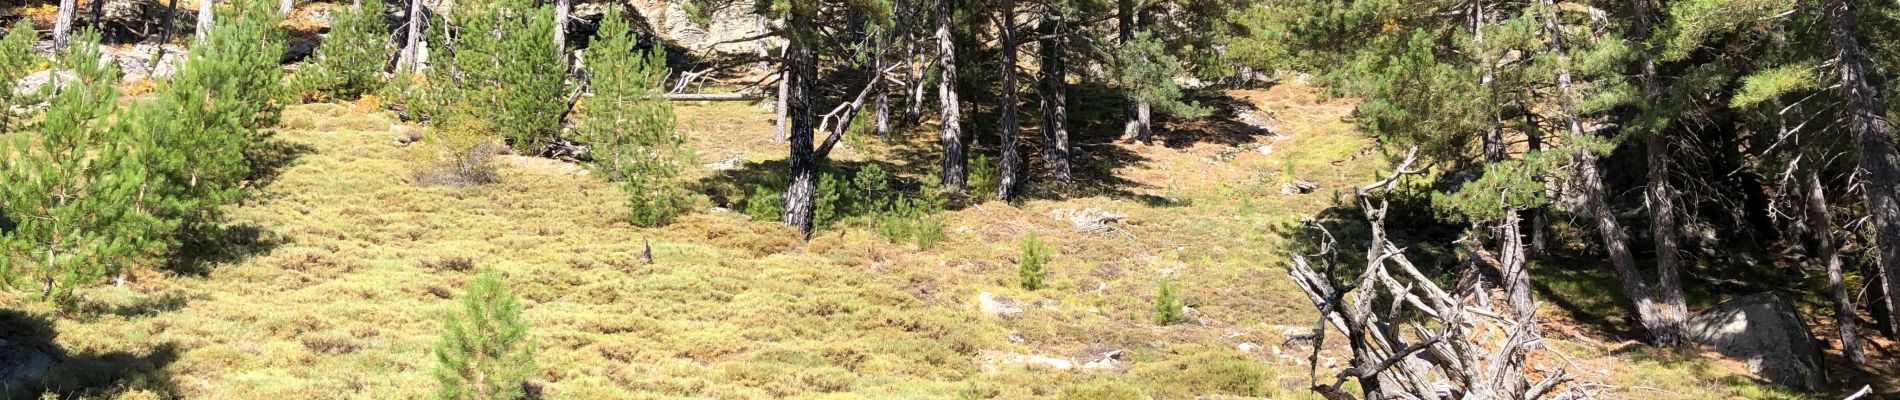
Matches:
[664,92,767,101]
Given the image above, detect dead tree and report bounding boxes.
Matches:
[1287,148,1587,400]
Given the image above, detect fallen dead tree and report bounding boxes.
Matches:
[1286,147,1590,400]
[663,92,768,101]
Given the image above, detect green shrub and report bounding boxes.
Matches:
[412,108,502,187]
[290,0,388,102]
[1018,234,1051,290]
[1155,279,1183,325]
[869,175,948,249]
[434,270,536,400]
[745,185,787,222]
[580,8,690,227]
[815,172,846,229]
[968,154,998,200]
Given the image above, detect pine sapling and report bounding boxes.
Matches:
[433,270,536,400]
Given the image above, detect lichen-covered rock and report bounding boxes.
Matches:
[1685,292,1826,390]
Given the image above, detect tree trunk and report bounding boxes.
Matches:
[935,0,967,192]
[997,0,1021,201]
[196,0,213,43]
[1807,170,1866,364]
[89,0,106,30]
[280,0,294,15]
[1116,0,1148,143]
[873,35,891,140]
[399,0,424,72]
[782,1,818,237]
[553,0,568,55]
[1633,0,1692,348]
[1540,0,1668,341]
[1824,0,1900,338]
[54,0,77,49]
[1500,212,1535,321]
[1037,6,1070,182]
[1525,113,1549,254]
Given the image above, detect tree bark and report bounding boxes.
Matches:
[935,0,967,192]
[399,0,424,72]
[782,0,818,237]
[1807,170,1866,364]
[89,0,106,31]
[1037,6,1070,182]
[280,0,294,15]
[1540,0,1668,341]
[873,35,891,140]
[196,0,213,43]
[1633,0,1692,348]
[997,0,1022,201]
[54,0,77,49]
[1824,0,1900,337]
[554,0,568,54]
[1116,0,1149,143]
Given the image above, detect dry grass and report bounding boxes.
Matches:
[0,83,1835,399]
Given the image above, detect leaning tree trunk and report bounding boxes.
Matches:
[54,0,77,49]
[196,0,214,42]
[1807,170,1867,364]
[1540,0,1669,342]
[997,0,1021,201]
[399,0,425,72]
[782,1,818,237]
[935,0,967,192]
[1633,0,1692,348]
[1824,0,1900,338]
[1037,6,1071,182]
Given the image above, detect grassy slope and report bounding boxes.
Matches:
[0,85,1833,399]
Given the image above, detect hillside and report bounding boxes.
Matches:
[0,83,1866,399]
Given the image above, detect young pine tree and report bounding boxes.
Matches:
[292,0,389,101]
[1019,234,1051,290]
[0,22,40,134]
[0,31,151,301]
[443,0,566,153]
[434,270,536,400]
[140,0,287,238]
[580,9,689,227]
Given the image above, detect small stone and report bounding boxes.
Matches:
[1237,342,1260,353]
[977,292,1023,317]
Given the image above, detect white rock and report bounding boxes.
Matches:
[977,292,1023,317]
[1237,342,1260,353]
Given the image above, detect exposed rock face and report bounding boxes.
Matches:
[1685,292,1826,390]
[623,0,768,53]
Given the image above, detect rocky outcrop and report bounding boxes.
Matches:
[1685,292,1826,390]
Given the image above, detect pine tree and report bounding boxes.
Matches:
[434,270,536,400]
[581,9,690,227]
[0,22,40,134]
[0,31,149,301]
[441,0,566,154]
[293,0,390,101]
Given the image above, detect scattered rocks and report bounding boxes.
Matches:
[1080,349,1128,370]
[1685,292,1826,390]
[17,70,77,96]
[704,155,746,171]
[978,350,1073,373]
[392,124,423,146]
[1280,179,1319,195]
[103,43,184,82]
[1048,208,1127,234]
[1236,342,1260,354]
[976,292,1022,317]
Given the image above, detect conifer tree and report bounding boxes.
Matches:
[0,31,148,301]
[441,0,566,154]
[293,0,390,101]
[581,9,690,227]
[0,22,40,135]
[433,270,536,400]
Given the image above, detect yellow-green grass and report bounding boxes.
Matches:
[0,85,1835,399]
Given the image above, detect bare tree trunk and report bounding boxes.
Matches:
[553,0,568,56]
[1824,0,1900,338]
[1807,170,1866,364]
[89,0,106,31]
[54,0,77,49]
[1116,0,1149,143]
[935,0,967,192]
[997,0,1021,201]
[782,1,818,237]
[1632,0,1692,348]
[1540,0,1668,342]
[1037,6,1070,182]
[1526,113,1549,254]
[872,34,891,140]
[196,0,213,43]
[399,0,424,72]
[280,0,294,15]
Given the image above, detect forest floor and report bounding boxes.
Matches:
[0,83,1887,399]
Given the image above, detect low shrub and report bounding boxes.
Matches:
[1018,234,1051,290]
[410,108,502,187]
[1155,279,1183,325]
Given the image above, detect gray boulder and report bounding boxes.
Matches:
[0,337,59,394]
[1685,292,1826,390]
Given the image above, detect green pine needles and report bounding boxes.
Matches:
[440,0,567,153]
[1019,234,1051,290]
[292,0,390,102]
[434,270,537,400]
[1154,279,1184,325]
[581,8,691,227]
[1116,32,1209,119]
[0,21,39,134]
[0,30,151,301]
